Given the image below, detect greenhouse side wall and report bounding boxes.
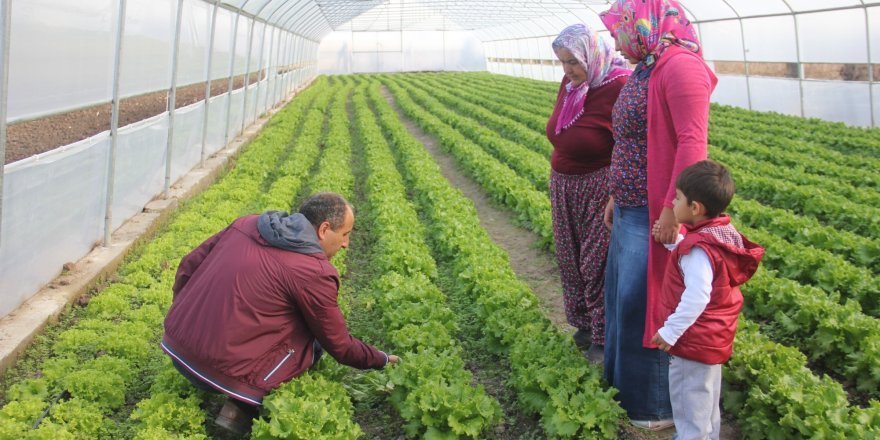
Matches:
[0,0,318,319]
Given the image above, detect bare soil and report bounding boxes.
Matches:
[4,72,264,165]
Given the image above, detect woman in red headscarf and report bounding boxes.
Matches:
[546,24,630,364]
[599,0,717,431]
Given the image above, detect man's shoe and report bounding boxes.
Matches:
[584,345,604,364]
[631,418,674,431]
[572,329,591,349]
[214,399,255,435]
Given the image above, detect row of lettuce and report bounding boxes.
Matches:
[381,72,880,438]
[0,73,623,439]
[0,76,335,439]
[3,69,877,439]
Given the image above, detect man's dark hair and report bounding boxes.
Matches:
[675,160,735,218]
[299,192,353,230]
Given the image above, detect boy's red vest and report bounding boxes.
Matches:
[654,215,764,364]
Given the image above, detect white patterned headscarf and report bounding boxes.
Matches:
[551,24,628,134]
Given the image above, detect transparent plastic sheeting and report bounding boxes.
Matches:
[710,75,877,127]
[0,73,295,318]
[8,0,269,122]
[318,30,486,73]
[490,59,879,128]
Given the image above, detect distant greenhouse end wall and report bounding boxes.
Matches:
[317,30,486,74]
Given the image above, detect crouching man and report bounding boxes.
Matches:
[161,192,399,434]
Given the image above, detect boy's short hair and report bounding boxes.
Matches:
[676,160,735,218]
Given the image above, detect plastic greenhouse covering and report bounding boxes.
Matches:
[0,0,878,318]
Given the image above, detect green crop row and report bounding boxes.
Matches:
[729,198,880,274]
[353,81,503,438]
[725,319,880,439]
[418,73,552,135]
[710,104,880,160]
[381,76,554,250]
[393,75,550,190]
[406,73,554,158]
[0,78,331,439]
[709,145,880,208]
[369,79,625,439]
[709,127,880,191]
[252,81,365,440]
[380,72,880,437]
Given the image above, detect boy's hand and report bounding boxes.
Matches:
[651,332,672,352]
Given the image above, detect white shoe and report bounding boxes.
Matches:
[631,418,674,431]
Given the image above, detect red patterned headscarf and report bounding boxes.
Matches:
[551,24,629,134]
[600,0,701,67]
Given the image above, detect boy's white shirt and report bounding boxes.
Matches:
[658,234,714,346]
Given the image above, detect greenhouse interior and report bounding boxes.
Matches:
[0,0,879,439]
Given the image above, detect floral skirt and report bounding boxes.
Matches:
[549,167,611,345]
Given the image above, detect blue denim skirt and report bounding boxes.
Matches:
[604,205,672,420]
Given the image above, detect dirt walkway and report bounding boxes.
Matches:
[378,86,572,335]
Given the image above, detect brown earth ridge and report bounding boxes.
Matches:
[4,72,266,165]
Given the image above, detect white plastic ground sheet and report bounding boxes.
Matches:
[1,95,231,317]
[1,136,110,318]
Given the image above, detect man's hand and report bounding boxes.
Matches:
[651,332,672,352]
[387,355,400,364]
[653,207,679,244]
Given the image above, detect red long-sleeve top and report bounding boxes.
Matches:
[546,75,628,175]
[162,215,387,404]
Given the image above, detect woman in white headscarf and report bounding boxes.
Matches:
[546,24,630,363]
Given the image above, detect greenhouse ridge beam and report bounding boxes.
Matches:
[691,4,876,24]
[216,0,319,43]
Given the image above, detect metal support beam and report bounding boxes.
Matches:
[0,0,12,247]
[864,5,876,127]
[263,26,276,110]
[271,29,284,107]
[719,0,752,110]
[254,22,267,121]
[224,10,241,146]
[164,0,185,198]
[241,18,255,133]
[200,0,219,168]
[104,0,127,246]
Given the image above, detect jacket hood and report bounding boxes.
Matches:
[685,215,764,287]
[257,211,324,254]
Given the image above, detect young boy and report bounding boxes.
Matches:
[649,160,764,440]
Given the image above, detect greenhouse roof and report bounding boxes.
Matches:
[219,0,880,41]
